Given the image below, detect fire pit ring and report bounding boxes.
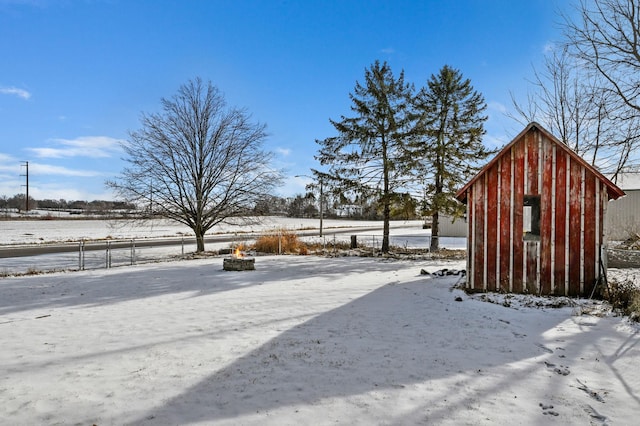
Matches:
[223,247,255,271]
[223,256,255,271]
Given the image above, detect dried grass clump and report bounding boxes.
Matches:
[252,230,308,254]
[619,233,640,250]
[604,278,640,321]
[25,267,41,276]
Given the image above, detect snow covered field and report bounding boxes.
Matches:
[0,217,423,245]
[1,254,639,425]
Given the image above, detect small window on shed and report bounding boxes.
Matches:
[523,195,541,241]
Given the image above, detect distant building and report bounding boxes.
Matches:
[336,204,363,217]
[455,122,625,297]
[606,172,640,241]
[438,214,466,238]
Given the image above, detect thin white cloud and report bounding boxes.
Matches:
[27,184,117,202]
[27,136,125,159]
[488,101,508,115]
[0,153,19,175]
[0,152,16,162]
[29,162,105,177]
[380,47,395,54]
[0,86,31,100]
[543,42,555,54]
[276,147,291,157]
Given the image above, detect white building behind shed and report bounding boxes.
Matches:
[606,173,640,241]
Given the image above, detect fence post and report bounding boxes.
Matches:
[106,241,111,269]
[278,232,282,255]
[79,240,84,270]
[181,236,185,256]
[131,239,136,265]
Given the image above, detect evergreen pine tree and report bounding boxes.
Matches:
[413,65,490,251]
[316,61,415,253]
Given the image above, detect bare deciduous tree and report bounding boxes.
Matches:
[511,44,640,181]
[564,0,640,112]
[108,78,283,252]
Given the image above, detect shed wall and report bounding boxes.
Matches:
[464,128,607,297]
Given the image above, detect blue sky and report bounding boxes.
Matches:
[0,0,568,201]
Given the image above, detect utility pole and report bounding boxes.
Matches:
[20,161,29,212]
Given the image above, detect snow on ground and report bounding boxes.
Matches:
[1,255,638,425]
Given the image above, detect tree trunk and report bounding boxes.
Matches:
[431,150,443,252]
[382,198,390,253]
[430,211,439,252]
[195,231,205,253]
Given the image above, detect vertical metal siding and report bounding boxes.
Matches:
[583,172,596,295]
[595,181,601,289]
[606,189,640,240]
[509,148,515,292]
[541,138,554,294]
[580,168,586,294]
[513,140,524,293]
[486,167,498,291]
[483,173,488,290]
[496,159,502,291]
[565,154,571,295]
[554,149,567,294]
[500,153,512,292]
[550,144,557,294]
[473,177,484,290]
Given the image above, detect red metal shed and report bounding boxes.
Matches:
[455,122,625,297]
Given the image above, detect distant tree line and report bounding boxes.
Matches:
[0,190,419,221]
[0,194,136,213]
[254,193,420,221]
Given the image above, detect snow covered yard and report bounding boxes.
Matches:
[1,255,638,425]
